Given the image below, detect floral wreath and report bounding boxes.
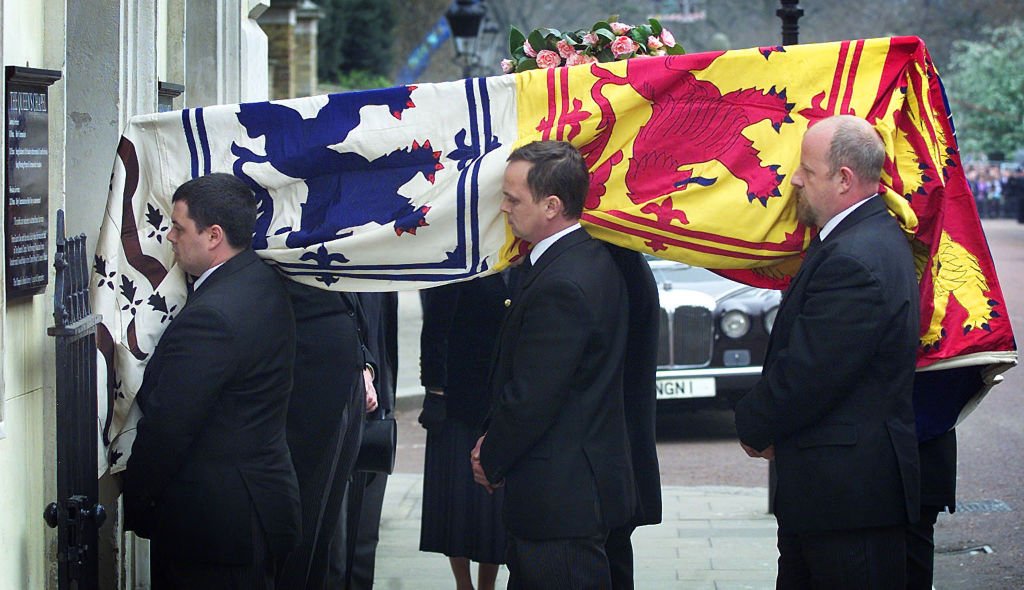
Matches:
[501,16,685,73]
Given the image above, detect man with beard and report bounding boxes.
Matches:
[735,116,921,589]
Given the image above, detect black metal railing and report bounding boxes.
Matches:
[45,209,104,590]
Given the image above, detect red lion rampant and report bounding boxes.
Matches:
[584,53,794,228]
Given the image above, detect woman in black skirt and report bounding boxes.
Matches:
[418,274,509,590]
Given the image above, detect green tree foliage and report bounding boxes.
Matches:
[317,0,396,84]
[945,23,1024,157]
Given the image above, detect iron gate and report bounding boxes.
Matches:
[45,210,104,590]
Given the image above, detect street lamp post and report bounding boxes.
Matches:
[777,0,804,46]
[768,0,804,517]
[445,0,486,78]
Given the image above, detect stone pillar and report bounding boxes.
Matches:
[259,0,298,100]
[241,0,272,102]
[294,0,323,97]
[165,0,187,104]
[64,1,125,246]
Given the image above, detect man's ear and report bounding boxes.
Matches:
[207,224,226,250]
[838,166,855,192]
[545,195,564,219]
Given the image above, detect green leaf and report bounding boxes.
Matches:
[540,28,562,41]
[597,47,615,62]
[516,58,538,73]
[509,26,526,56]
[596,29,616,42]
[527,30,547,53]
[666,43,686,56]
[592,20,612,33]
[649,18,663,36]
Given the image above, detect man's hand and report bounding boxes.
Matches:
[471,435,501,494]
[363,367,378,412]
[741,442,775,460]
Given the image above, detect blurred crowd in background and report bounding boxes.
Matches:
[964,161,1024,221]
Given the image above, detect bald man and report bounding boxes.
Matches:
[735,116,921,589]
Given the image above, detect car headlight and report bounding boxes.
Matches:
[764,306,779,333]
[720,310,750,338]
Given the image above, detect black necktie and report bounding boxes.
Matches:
[510,257,532,298]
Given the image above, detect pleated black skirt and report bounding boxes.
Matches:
[419,418,507,564]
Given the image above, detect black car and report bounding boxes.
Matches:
[647,256,781,411]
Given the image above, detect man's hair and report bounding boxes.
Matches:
[507,141,589,219]
[826,115,885,185]
[171,173,256,249]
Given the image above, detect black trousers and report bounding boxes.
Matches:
[906,506,943,590]
[328,471,389,589]
[776,524,906,590]
[605,525,635,590]
[151,510,275,590]
[506,533,611,590]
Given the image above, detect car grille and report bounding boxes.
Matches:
[658,306,713,367]
[657,308,671,366]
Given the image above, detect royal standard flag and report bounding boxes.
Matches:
[94,36,1015,473]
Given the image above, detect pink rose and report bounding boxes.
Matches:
[647,35,664,51]
[660,29,676,47]
[556,39,576,59]
[610,35,638,58]
[500,59,516,74]
[581,54,598,65]
[582,32,599,46]
[565,52,588,67]
[523,40,537,57]
[610,22,632,35]
[535,49,561,69]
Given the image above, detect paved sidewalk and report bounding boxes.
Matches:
[374,473,778,589]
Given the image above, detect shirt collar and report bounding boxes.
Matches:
[818,194,876,241]
[192,261,226,290]
[529,223,581,265]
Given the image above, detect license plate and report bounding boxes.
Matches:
[656,377,716,400]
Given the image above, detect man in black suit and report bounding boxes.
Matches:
[123,173,301,589]
[276,283,376,589]
[603,245,662,590]
[472,140,635,588]
[734,115,921,589]
[329,292,399,590]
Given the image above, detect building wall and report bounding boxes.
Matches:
[1,1,57,587]
[0,1,270,588]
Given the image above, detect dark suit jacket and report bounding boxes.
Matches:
[356,292,399,411]
[735,196,921,534]
[277,282,370,587]
[605,245,663,528]
[124,249,301,564]
[480,228,636,540]
[420,274,509,427]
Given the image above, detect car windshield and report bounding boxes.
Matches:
[643,254,750,299]
[649,262,719,284]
